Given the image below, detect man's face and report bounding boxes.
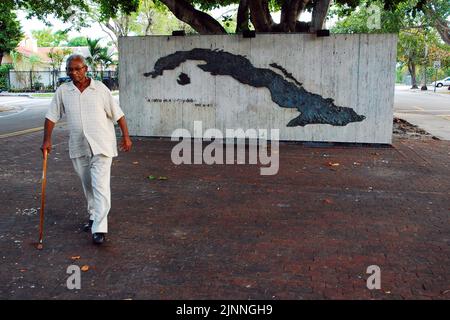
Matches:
[67,59,87,82]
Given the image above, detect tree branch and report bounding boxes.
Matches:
[99,22,118,49]
[434,16,450,45]
[423,3,450,45]
[159,0,226,34]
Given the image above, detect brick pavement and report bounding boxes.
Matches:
[0,124,449,299]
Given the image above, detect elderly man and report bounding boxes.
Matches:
[41,54,132,245]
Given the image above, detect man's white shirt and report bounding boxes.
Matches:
[46,79,124,158]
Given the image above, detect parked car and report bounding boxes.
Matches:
[57,76,71,87]
[431,77,450,87]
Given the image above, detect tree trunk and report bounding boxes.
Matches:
[280,0,308,32]
[248,0,274,32]
[421,63,427,90]
[311,0,331,32]
[0,53,3,65]
[408,61,418,89]
[159,0,226,34]
[236,0,250,33]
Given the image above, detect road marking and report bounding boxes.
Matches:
[394,109,450,113]
[0,98,32,104]
[0,100,48,106]
[0,107,28,118]
[0,122,66,139]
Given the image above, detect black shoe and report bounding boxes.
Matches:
[83,220,93,232]
[92,233,106,245]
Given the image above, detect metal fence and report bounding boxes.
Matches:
[5,70,119,92]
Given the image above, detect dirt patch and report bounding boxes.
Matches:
[393,117,439,140]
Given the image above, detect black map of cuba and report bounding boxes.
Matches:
[143,48,365,127]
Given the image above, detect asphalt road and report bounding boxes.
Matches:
[393,85,450,140]
[0,96,55,137]
[394,85,450,116]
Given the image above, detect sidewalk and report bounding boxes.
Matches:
[394,112,450,141]
[0,125,449,300]
[395,84,450,96]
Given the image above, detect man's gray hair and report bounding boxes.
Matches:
[66,54,87,69]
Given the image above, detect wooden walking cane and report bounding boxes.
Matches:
[37,149,48,250]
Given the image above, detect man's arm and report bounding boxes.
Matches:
[41,118,56,157]
[117,116,132,152]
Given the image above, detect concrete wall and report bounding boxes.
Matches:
[119,34,397,144]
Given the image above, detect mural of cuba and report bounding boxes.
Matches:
[144,48,366,127]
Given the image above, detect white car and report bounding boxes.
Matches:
[431,77,450,87]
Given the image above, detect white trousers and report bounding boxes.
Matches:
[71,153,113,234]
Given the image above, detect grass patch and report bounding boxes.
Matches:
[31,93,55,98]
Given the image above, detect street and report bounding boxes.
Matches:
[394,85,450,140]
[0,96,54,137]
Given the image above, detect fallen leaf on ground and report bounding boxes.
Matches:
[71,256,81,260]
[81,265,89,272]
[158,176,168,180]
[147,175,156,180]
[19,269,27,272]
[323,199,334,204]
[328,162,340,167]
[132,161,139,165]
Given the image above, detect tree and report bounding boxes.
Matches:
[153,0,414,34]
[0,9,23,65]
[2,0,119,25]
[98,47,114,75]
[66,36,89,47]
[332,0,449,89]
[31,28,69,47]
[398,29,428,88]
[85,38,115,79]
[422,0,449,45]
[48,48,72,71]
[6,0,444,41]
[85,38,103,72]
[82,0,164,50]
[27,54,42,71]
[332,0,449,44]
[48,47,72,89]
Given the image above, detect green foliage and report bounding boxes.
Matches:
[331,0,422,33]
[85,38,114,73]
[85,38,103,70]
[31,28,69,47]
[48,48,72,70]
[97,0,140,20]
[0,64,13,90]
[27,54,42,71]
[0,9,23,61]
[5,0,89,23]
[66,36,89,47]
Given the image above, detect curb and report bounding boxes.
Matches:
[0,93,33,98]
